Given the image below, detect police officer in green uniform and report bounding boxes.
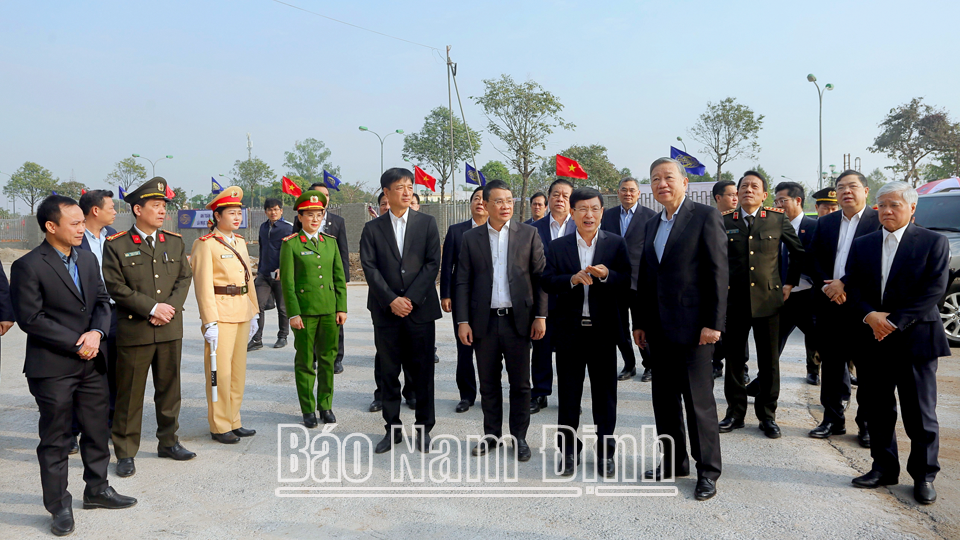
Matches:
[280,190,347,428]
[102,177,196,478]
[717,171,804,439]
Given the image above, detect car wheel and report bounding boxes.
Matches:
[940,281,960,347]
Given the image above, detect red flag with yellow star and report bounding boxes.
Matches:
[556,154,588,180]
[414,166,437,192]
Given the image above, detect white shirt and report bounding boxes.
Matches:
[84,227,114,304]
[472,218,484,228]
[389,208,409,255]
[549,213,571,241]
[303,230,320,242]
[573,231,605,317]
[789,213,813,292]
[881,224,908,298]
[833,207,865,280]
[489,221,512,309]
[319,213,328,233]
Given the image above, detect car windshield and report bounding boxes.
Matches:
[915,196,960,231]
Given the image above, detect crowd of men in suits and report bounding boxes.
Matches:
[2,157,949,535]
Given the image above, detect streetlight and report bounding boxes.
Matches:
[807,74,834,190]
[780,175,794,181]
[132,154,173,177]
[676,136,686,152]
[359,126,404,174]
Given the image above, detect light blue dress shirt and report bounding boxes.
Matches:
[654,197,685,262]
[619,202,637,234]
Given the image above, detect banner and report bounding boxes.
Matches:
[178,209,248,229]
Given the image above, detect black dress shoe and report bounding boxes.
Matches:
[434,352,440,364]
[333,360,344,374]
[617,367,637,381]
[915,481,937,504]
[558,453,580,476]
[376,431,404,454]
[852,470,898,489]
[759,420,781,439]
[273,337,287,348]
[369,400,382,413]
[742,369,751,385]
[211,431,241,444]
[643,467,690,480]
[712,366,723,379]
[809,422,845,438]
[51,507,74,536]
[83,486,137,510]
[640,368,653,382]
[516,439,531,462]
[455,400,471,413]
[159,442,197,460]
[247,339,263,351]
[471,437,503,457]
[320,410,336,424]
[745,379,759,397]
[233,426,256,437]
[598,458,616,478]
[69,436,80,455]
[805,373,820,385]
[695,477,717,500]
[718,416,745,433]
[417,432,432,453]
[529,398,541,414]
[858,430,871,448]
[303,413,318,428]
[407,398,417,410]
[536,396,548,408]
[116,457,135,477]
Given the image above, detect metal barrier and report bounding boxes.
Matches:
[0,218,27,244]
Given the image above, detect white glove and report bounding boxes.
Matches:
[204,323,219,350]
[249,315,259,340]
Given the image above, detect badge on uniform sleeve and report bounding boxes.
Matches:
[158,233,166,243]
[131,234,141,244]
[760,210,767,218]
[300,235,307,243]
[733,212,739,220]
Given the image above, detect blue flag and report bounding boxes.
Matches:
[670,146,707,176]
[211,177,224,194]
[118,185,126,200]
[51,191,58,195]
[323,170,341,191]
[465,162,486,186]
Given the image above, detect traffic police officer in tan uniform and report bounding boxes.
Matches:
[103,177,195,477]
[190,186,260,444]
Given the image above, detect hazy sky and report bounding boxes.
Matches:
[3,0,959,211]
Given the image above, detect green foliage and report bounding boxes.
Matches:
[472,74,574,216]
[868,97,960,187]
[865,168,888,204]
[56,180,87,200]
[686,170,735,183]
[168,187,187,211]
[3,162,59,214]
[227,157,276,208]
[283,139,340,187]
[555,144,621,192]
[402,106,482,201]
[688,97,764,183]
[753,165,777,206]
[187,194,207,209]
[105,157,148,190]
[479,160,521,192]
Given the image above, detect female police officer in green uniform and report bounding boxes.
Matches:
[280,190,347,427]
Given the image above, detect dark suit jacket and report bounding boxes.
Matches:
[600,204,658,288]
[533,215,576,310]
[323,213,350,282]
[258,218,294,276]
[359,209,442,326]
[541,230,631,343]
[0,261,13,322]
[440,219,474,303]
[807,207,881,292]
[11,241,111,377]
[780,215,817,284]
[454,222,547,338]
[79,225,117,252]
[844,224,951,359]
[631,198,728,346]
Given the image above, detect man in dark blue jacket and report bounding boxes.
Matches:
[843,181,948,505]
[250,197,293,350]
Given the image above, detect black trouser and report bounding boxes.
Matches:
[375,320,435,434]
[73,306,117,434]
[28,361,111,514]
[816,301,862,428]
[649,339,722,481]
[530,317,554,399]
[861,352,940,482]
[474,311,531,440]
[616,302,637,372]
[712,336,749,374]
[556,323,617,461]
[778,289,819,375]
[373,322,414,402]
[452,317,477,404]
[724,307,780,422]
[253,274,288,342]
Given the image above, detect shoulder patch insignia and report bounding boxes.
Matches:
[764,206,785,213]
[282,233,300,242]
[106,230,128,241]
[320,231,336,239]
[160,229,182,238]
[199,232,215,241]
[721,209,736,216]
[235,233,243,239]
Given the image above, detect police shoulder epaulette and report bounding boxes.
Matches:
[160,229,181,238]
[764,206,785,213]
[282,233,300,242]
[320,231,336,239]
[720,209,736,216]
[235,233,244,239]
[106,230,128,241]
[199,232,215,241]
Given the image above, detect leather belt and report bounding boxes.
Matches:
[214,285,248,296]
[491,308,512,316]
[580,318,593,327]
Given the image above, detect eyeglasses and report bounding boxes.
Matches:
[573,206,602,215]
[490,199,514,208]
[773,197,794,205]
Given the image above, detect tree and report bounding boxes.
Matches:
[402,106,482,202]
[188,193,207,209]
[555,144,621,192]
[868,98,960,187]
[753,165,777,206]
[479,160,521,192]
[56,180,87,200]
[330,182,377,204]
[865,168,888,203]
[283,139,340,187]
[105,157,148,191]
[227,157,276,208]
[3,162,59,214]
[472,74,575,217]
[688,97,764,184]
[168,187,187,211]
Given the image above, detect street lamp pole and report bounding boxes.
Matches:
[132,154,174,177]
[359,127,404,175]
[676,136,686,152]
[807,74,834,190]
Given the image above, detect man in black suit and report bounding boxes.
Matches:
[251,197,293,351]
[632,158,726,501]
[843,181,948,505]
[0,261,14,376]
[524,192,547,225]
[600,177,656,382]
[314,183,351,373]
[440,186,487,413]
[456,180,546,461]
[544,187,631,477]
[530,179,576,413]
[360,168,442,453]
[807,170,881,446]
[710,180,749,383]
[11,195,136,536]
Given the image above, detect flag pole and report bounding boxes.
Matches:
[446,45,455,231]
